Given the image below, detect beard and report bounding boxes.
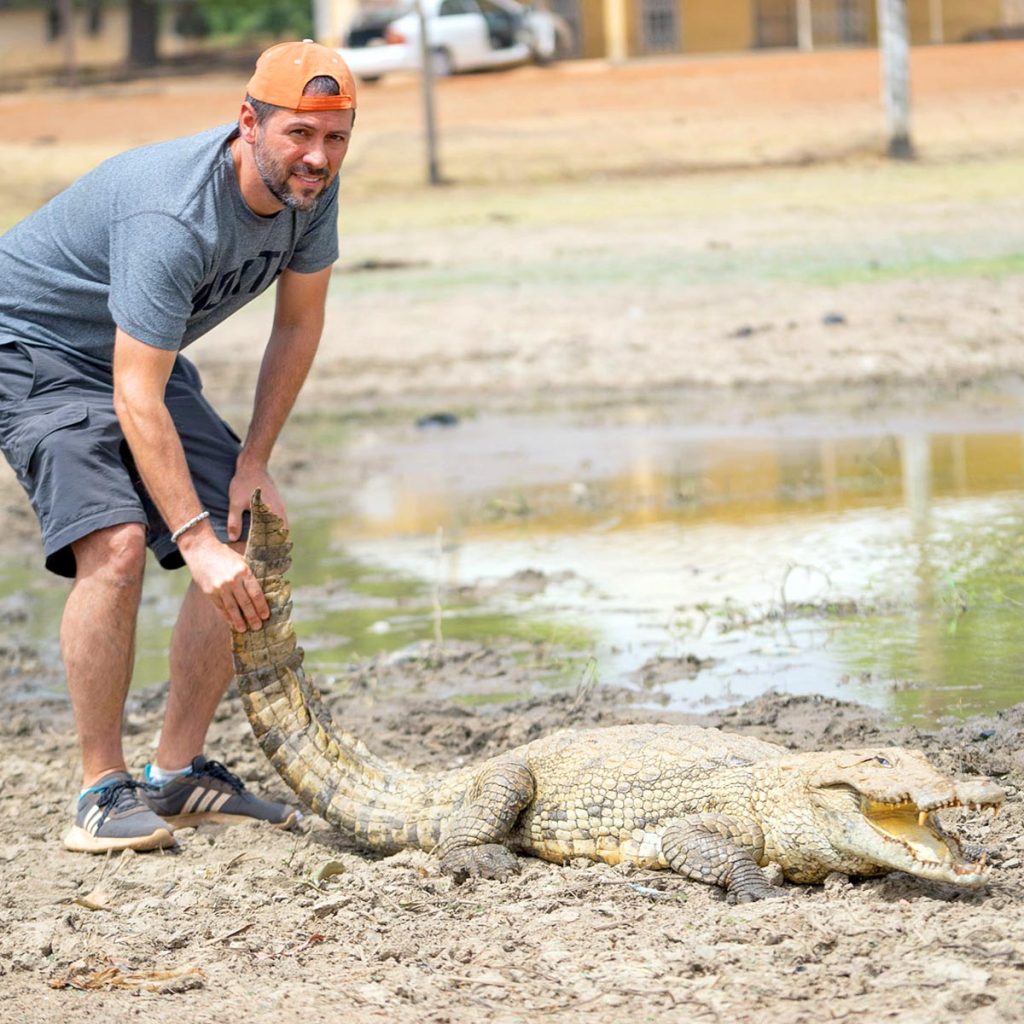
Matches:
[253,132,327,212]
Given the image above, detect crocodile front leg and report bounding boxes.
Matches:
[436,758,535,883]
[661,814,784,903]
[930,816,997,866]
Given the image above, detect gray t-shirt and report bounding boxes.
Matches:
[0,123,339,369]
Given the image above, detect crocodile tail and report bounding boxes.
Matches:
[232,490,425,845]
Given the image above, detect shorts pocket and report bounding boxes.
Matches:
[0,340,37,406]
[4,402,89,476]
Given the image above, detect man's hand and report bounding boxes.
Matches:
[178,528,270,632]
[227,460,288,543]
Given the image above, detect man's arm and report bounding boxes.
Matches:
[226,265,332,540]
[112,330,269,632]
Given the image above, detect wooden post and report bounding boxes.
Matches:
[415,0,442,185]
[603,0,628,62]
[876,0,914,159]
[928,0,943,44]
[796,0,814,51]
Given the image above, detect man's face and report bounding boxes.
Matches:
[251,107,354,212]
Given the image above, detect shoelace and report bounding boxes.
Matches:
[197,760,245,793]
[93,779,141,827]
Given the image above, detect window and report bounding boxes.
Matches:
[639,0,678,53]
[440,0,482,15]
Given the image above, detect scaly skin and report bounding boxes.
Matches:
[233,494,1005,900]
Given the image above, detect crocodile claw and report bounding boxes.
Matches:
[441,844,522,885]
[727,882,788,904]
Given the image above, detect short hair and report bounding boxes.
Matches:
[246,75,342,125]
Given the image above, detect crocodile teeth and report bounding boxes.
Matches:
[918,811,928,826]
[992,805,1001,818]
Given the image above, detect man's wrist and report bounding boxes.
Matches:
[170,510,211,544]
[174,518,219,557]
[236,446,270,472]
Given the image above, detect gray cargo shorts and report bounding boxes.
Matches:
[0,340,244,578]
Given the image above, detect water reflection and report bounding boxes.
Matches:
[334,417,1024,724]
[347,425,1023,533]
[1,413,1021,724]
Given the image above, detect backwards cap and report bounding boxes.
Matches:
[246,39,357,112]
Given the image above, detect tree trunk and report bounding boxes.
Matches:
[128,0,160,67]
[57,0,77,86]
[876,0,914,159]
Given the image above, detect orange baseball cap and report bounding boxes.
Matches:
[246,39,357,112]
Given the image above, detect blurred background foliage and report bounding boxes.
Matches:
[173,0,314,41]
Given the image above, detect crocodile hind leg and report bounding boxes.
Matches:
[435,758,535,883]
[661,814,784,903]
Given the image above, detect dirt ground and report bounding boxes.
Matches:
[1,649,1022,1023]
[3,44,1024,410]
[1,42,1024,1023]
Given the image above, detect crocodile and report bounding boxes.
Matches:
[233,493,1005,901]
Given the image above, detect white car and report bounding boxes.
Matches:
[339,0,571,81]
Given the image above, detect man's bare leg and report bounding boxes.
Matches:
[149,541,297,829]
[62,523,147,788]
[156,540,246,770]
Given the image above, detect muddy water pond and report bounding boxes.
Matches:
[3,408,1022,726]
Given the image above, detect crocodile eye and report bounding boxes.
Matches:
[874,756,892,767]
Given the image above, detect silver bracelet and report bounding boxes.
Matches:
[170,510,211,544]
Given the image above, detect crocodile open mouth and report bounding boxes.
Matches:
[862,798,998,875]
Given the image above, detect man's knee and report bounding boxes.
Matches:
[72,523,147,586]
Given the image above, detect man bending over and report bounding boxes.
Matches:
[0,40,356,853]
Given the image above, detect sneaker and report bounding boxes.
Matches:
[142,756,299,830]
[64,772,176,854]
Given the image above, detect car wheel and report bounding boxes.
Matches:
[530,41,552,66]
[536,14,574,62]
[358,75,382,84]
[429,48,454,77]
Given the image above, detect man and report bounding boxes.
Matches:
[0,40,356,853]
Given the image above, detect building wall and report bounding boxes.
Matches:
[0,6,213,79]
[0,7,129,76]
[753,0,797,46]
[580,0,1013,57]
[1006,0,1024,26]
[2,0,1012,71]
[932,0,1003,42]
[578,0,608,57]
[869,0,1004,45]
[683,0,754,52]
[619,0,752,55]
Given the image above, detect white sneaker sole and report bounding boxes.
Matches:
[63,825,177,854]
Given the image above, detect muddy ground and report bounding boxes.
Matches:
[0,646,1022,1023]
[1,42,1024,1024]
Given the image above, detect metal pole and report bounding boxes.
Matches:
[415,0,442,185]
[876,0,914,159]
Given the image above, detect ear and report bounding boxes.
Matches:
[238,101,259,145]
